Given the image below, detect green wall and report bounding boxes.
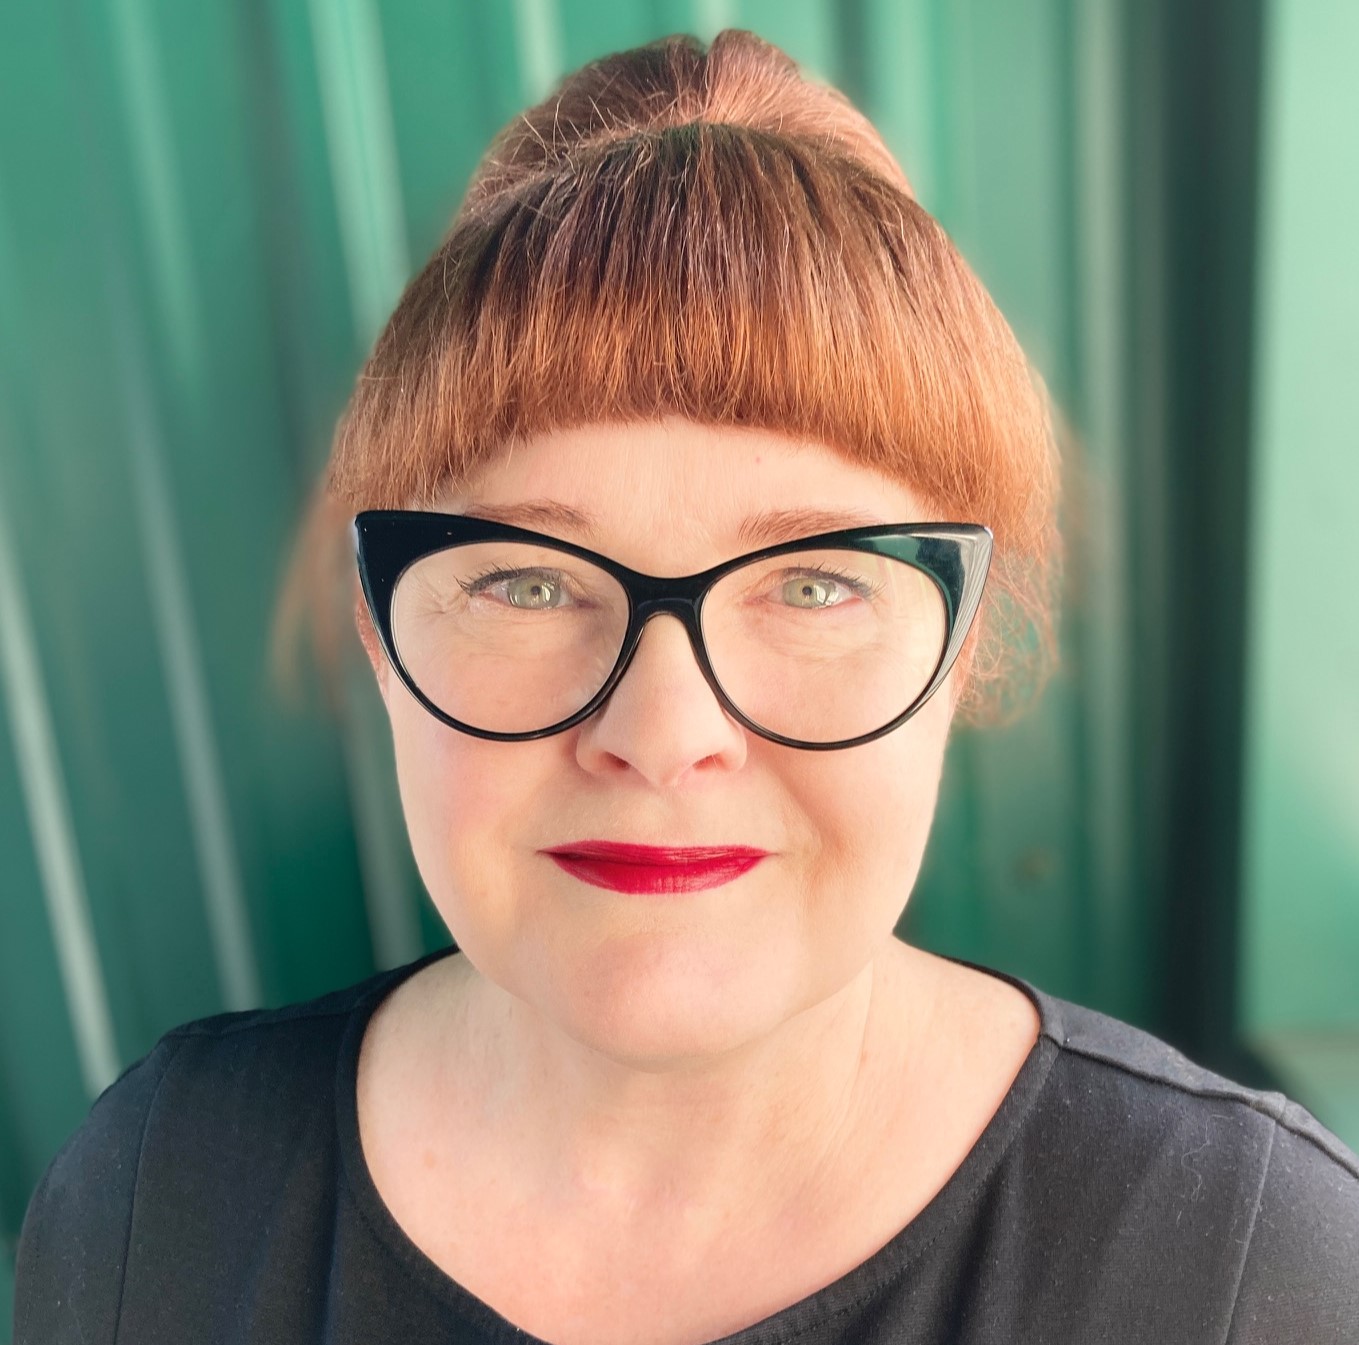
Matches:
[1237,0,1359,1124]
[1,0,1355,1330]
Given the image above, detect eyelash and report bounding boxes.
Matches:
[458,567,577,600]
[769,565,882,603]
[458,564,883,605]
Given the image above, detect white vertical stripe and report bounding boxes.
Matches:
[1072,0,1136,1013]
[108,0,263,1010]
[0,172,120,1097]
[308,0,425,968]
[119,354,263,1011]
[0,484,121,1098]
[511,0,565,105]
[694,0,734,40]
[308,0,411,343]
[110,0,205,399]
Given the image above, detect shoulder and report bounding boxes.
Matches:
[1028,986,1359,1340]
[1036,985,1359,1193]
[12,955,441,1343]
[1042,989,1357,1179]
[1226,1103,1359,1342]
[13,1035,184,1345]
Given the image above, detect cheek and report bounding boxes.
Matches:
[798,705,951,914]
[386,698,536,928]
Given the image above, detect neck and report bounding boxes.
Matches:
[439,941,935,1236]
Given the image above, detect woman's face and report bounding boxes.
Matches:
[365,420,962,1066]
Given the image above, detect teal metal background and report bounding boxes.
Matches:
[1237,0,1359,1133]
[1,1,1355,1331]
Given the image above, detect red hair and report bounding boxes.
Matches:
[290,30,1062,724]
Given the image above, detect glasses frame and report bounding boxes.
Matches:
[353,510,993,751]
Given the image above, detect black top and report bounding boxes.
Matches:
[14,945,1359,1344]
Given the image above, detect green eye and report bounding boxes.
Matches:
[461,568,569,609]
[781,576,842,608]
[504,574,562,608]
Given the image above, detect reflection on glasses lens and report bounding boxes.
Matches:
[389,542,947,743]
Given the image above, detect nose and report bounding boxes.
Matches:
[574,612,748,785]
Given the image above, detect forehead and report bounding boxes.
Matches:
[433,420,931,561]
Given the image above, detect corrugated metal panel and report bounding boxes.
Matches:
[1238,0,1359,1130]
[0,1,384,1299]
[6,0,1351,1322]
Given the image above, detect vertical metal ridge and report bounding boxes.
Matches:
[109,0,205,400]
[511,0,564,105]
[116,315,264,1011]
[307,0,424,969]
[1069,0,1138,1021]
[104,0,262,1011]
[693,0,735,41]
[0,178,120,1090]
[0,491,120,1098]
[307,0,411,344]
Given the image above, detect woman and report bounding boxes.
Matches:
[15,29,1358,1345]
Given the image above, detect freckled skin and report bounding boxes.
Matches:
[360,418,963,1069]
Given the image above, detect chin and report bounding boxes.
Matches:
[520,932,817,1071]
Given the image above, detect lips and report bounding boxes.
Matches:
[543,841,769,894]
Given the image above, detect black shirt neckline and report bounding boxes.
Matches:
[333,945,1061,1344]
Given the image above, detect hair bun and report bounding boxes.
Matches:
[469,29,912,209]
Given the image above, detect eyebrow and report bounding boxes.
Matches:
[460,501,599,538]
[458,502,889,550]
[734,506,888,548]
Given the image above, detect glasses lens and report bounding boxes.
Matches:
[702,548,948,744]
[391,542,629,734]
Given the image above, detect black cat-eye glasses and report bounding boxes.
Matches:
[353,511,991,751]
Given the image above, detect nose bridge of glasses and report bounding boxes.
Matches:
[627,595,707,664]
[603,596,716,702]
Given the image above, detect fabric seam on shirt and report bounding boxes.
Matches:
[1218,1116,1277,1345]
[165,1003,371,1039]
[110,1035,186,1345]
[1053,1039,1359,1179]
[13,1159,58,1338]
[159,957,447,1041]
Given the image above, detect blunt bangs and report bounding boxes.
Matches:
[329,123,1046,524]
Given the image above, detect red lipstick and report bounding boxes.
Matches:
[543,841,769,894]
